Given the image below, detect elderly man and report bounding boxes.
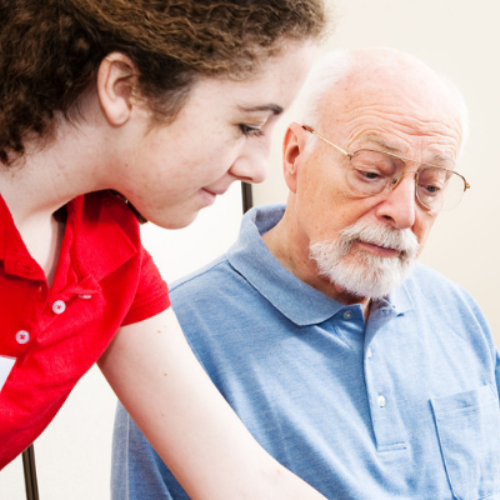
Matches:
[112,48,500,500]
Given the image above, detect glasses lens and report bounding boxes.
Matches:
[346,150,404,196]
[416,166,465,212]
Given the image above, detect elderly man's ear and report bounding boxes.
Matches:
[282,122,309,194]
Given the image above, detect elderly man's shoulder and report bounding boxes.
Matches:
[169,253,244,309]
[408,262,469,292]
[169,254,260,350]
[405,262,484,318]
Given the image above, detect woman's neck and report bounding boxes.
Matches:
[0,111,109,284]
[0,115,107,228]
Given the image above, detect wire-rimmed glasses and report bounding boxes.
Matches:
[302,125,470,213]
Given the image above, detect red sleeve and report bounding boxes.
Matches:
[121,246,170,326]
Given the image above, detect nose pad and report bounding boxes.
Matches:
[379,172,417,229]
[389,170,416,191]
[390,177,402,189]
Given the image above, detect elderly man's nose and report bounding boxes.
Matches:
[376,175,416,229]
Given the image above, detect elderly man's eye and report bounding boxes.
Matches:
[362,171,382,180]
[354,169,384,182]
[421,184,441,195]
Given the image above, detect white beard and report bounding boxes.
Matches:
[309,221,420,300]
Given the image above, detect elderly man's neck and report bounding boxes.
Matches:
[262,208,371,320]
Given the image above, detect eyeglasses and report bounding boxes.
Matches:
[302,125,470,213]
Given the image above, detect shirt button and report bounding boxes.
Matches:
[16,330,30,344]
[378,395,386,408]
[52,300,66,314]
[343,310,353,320]
[367,347,373,359]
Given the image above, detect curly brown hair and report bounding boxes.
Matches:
[0,0,327,165]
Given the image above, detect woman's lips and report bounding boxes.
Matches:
[200,188,217,206]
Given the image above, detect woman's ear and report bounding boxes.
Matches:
[97,52,138,126]
[282,122,308,194]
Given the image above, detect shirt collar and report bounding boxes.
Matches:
[0,191,137,284]
[227,204,414,327]
[0,192,23,260]
[68,192,138,283]
[0,193,47,280]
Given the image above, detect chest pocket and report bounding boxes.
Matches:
[431,385,500,500]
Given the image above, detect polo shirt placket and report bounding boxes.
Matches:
[364,304,408,455]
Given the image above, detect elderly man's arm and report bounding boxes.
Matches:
[112,401,180,499]
[99,307,328,500]
[495,351,500,399]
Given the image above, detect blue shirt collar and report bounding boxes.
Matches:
[227,204,413,327]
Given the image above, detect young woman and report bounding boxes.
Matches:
[0,0,329,498]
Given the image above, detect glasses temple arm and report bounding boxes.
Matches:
[302,125,351,158]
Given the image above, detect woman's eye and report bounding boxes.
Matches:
[239,124,264,137]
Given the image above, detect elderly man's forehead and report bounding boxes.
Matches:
[317,60,462,143]
[344,48,446,85]
[323,50,461,117]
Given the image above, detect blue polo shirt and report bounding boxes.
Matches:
[112,204,500,500]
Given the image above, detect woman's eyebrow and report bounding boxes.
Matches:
[237,104,284,115]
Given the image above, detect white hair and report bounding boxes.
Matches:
[295,48,469,159]
[439,74,470,158]
[295,49,354,127]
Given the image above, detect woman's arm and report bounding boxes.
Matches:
[98,307,327,500]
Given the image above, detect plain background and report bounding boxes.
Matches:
[2,0,500,498]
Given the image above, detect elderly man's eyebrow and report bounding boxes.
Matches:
[427,152,455,164]
[237,104,284,115]
[361,135,403,153]
[362,135,455,164]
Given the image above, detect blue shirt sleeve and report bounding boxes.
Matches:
[112,402,189,500]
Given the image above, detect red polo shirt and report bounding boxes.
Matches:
[0,191,170,469]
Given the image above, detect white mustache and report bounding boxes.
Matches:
[337,221,420,260]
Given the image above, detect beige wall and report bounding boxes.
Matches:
[1,1,499,498]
